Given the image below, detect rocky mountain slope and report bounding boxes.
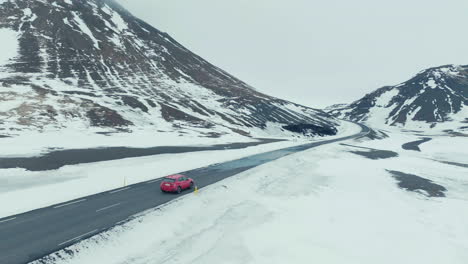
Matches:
[0,0,338,140]
[328,65,468,130]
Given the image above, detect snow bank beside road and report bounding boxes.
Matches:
[0,140,308,218]
[0,121,360,218]
[0,128,254,157]
[0,120,358,157]
[37,131,468,264]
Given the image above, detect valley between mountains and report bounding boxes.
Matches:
[0,0,467,264]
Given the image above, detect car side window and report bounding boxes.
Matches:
[178,177,185,181]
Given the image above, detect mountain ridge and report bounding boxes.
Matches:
[0,0,339,140]
[328,64,468,130]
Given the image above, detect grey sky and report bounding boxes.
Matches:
[118,0,468,108]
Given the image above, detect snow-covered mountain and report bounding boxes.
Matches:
[328,65,468,130]
[0,0,338,140]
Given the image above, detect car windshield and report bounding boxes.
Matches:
[163,178,176,182]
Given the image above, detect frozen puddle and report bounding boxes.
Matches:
[402,137,432,151]
[437,160,468,168]
[387,170,447,197]
[341,144,398,160]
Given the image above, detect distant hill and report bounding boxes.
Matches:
[328,65,468,131]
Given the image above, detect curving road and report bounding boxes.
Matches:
[0,124,369,264]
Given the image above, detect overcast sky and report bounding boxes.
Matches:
[118,0,468,108]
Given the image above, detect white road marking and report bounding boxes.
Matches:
[58,229,99,246]
[0,217,16,224]
[147,179,162,184]
[53,199,86,209]
[109,187,131,194]
[96,203,121,213]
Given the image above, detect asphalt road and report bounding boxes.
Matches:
[0,124,369,264]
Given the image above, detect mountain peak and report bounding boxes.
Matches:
[0,0,338,138]
[419,64,463,78]
[328,65,468,130]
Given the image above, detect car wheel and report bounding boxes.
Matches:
[176,186,182,194]
[189,182,194,189]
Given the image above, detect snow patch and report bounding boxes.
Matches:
[109,10,128,32]
[439,66,461,76]
[426,79,437,89]
[0,100,23,112]
[374,89,399,107]
[364,89,400,125]
[71,12,100,49]
[0,28,18,68]
[23,8,32,17]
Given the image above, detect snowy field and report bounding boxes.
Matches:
[0,128,255,158]
[0,119,348,158]
[0,121,361,218]
[34,128,468,264]
[0,27,18,71]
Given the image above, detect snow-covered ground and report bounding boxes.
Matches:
[0,27,18,75]
[357,126,468,165]
[33,127,468,264]
[0,117,353,158]
[0,128,254,157]
[0,121,361,218]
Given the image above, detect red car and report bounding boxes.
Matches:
[160,174,194,194]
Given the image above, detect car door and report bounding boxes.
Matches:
[177,177,185,189]
[180,177,189,189]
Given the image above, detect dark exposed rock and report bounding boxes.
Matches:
[350,150,398,159]
[121,96,149,113]
[159,104,204,123]
[341,144,398,159]
[63,91,99,97]
[86,106,133,127]
[356,128,389,140]
[387,170,447,197]
[145,99,157,108]
[282,124,337,136]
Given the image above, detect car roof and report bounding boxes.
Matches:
[165,174,185,179]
